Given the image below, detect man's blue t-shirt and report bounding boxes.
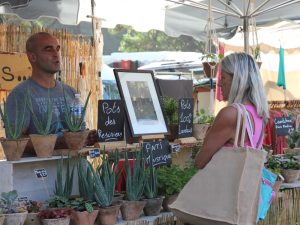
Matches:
[6,79,77,137]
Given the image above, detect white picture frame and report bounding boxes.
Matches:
[114,69,169,137]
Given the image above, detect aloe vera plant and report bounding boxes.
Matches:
[0,97,27,140]
[125,151,146,201]
[93,149,120,207]
[54,156,75,199]
[77,157,95,202]
[27,89,53,135]
[143,150,158,199]
[63,89,91,132]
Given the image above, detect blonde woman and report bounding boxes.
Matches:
[195,52,269,169]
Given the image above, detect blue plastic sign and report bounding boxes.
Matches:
[89,149,101,158]
[34,168,47,178]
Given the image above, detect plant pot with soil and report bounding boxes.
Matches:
[142,150,164,216]
[27,89,57,158]
[0,190,28,225]
[0,97,29,161]
[38,208,71,225]
[78,150,121,225]
[24,200,44,225]
[62,90,91,151]
[120,151,146,221]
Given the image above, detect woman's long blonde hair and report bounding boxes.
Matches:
[221,52,269,119]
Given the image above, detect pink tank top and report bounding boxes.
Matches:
[225,104,264,149]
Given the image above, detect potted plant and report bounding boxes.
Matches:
[38,208,71,225]
[157,164,197,212]
[280,153,300,183]
[285,130,300,155]
[68,198,98,225]
[193,108,215,141]
[142,150,164,216]
[120,151,146,221]
[94,150,122,225]
[62,90,91,150]
[251,45,262,68]
[24,200,43,225]
[201,53,219,78]
[0,98,29,161]
[160,96,178,141]
[0,190,28,225]
[53,156,75,200]
[27,89,57,158]
[78,152,121,225]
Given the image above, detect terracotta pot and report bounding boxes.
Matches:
[97,203,121,225]
[143,196,164,216]
[202,62,218,78]
[0,216,5,225]
[162,193,178,212]
[30,134,57,158]
[70,210,98,225]
[24,212,42,225]
[3,211,28,225]
[192,124,210,140]
[0,138,29,161]
[63,130,89,150]
[41,217,70,225]
[120,200,146,221]
[282,169,300,183]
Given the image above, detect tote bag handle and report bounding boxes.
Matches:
[232,103,248,148]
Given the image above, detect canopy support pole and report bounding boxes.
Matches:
[243,16,250,54]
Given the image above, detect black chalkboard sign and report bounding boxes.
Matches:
[178,98,194,138]
[97,100,124,142]
[274,117,294,136]
[143,140,171,167]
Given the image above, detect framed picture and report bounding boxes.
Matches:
[114,69,169,137]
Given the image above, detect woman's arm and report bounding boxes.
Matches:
[195,106,238,169]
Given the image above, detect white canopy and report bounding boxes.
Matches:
[1,0,300,43]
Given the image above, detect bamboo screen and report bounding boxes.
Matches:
[0,24,102,158]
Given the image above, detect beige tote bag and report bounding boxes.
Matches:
[170,104,267,225]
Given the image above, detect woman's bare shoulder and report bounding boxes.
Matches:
[216,105,238,124]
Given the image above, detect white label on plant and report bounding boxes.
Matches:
[34,168,47,178]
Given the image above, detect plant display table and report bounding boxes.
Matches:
[0,156,79,201]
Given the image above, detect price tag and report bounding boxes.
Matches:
[170,143,181,153]
[18,196,30,206]
[89,149,101,158]
[34,168,47,178]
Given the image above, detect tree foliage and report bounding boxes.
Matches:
[108,25,205,52]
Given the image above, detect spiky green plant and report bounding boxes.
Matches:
[125,151,146,201]
[27,89,53,135]
[143,149,158,199]
[54,156,75,199]
[77,157,95,202]
[144,151,158,199]
[0,97,27,140]
[93,149,120,207]
[63,90,91,132]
